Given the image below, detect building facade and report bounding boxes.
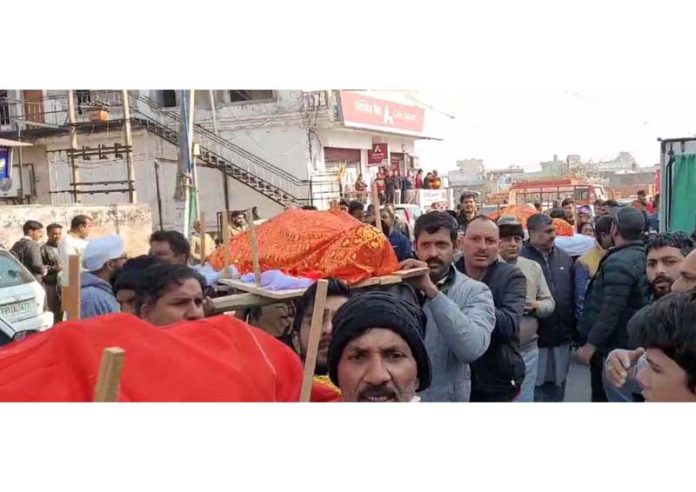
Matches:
[0,90,439,232]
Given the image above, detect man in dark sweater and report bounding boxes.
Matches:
[10,220,46,283]
[521,213,576,402]
[578,206,652,402]
[41,223,63,323]
[455,216,526,402]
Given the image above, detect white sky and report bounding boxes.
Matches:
[416,90,696,173]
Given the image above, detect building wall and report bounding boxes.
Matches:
[27,129,283,232]
[0,203,152,256]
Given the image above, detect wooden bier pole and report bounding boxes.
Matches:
[221,210,231,278]
[372,181,382,233]
[299,279,329,402]
[199,212,207,264]
[61,255,82,321]
[94,347,126,402]
[246,207,262,287]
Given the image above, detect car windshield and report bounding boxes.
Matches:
[0,251,35,289]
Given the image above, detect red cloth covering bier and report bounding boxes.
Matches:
[208,209,399,285]
[0,313,337,402]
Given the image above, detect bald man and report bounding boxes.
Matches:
[455,216,526,402]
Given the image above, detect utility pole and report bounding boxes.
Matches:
[66,90,80,203]
[15,123,25,204]
[209,90,230,210]
[121,90,136,203]
[173,90,196,238]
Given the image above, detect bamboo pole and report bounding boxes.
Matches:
[300,279,329,402]
[246,207,262,287]
[93,347,126,402]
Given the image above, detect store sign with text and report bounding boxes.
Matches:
[367,143,389,166]
[339,91,425,135]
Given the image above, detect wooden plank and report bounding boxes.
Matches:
[210,293,287,312]
[221,210,231,277]
[246,207,262,287]
[199,212,207,264]
[61,255,82,321]
[300,279,329,402]
[372,181,382,233]
[391,266,430,279]
[218,278,307,300]
[218,267,430,300]
[93,347,126,402]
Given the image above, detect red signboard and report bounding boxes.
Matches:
[339,91,425,135]
[367,143,389,166]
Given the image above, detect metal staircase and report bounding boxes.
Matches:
[126,92,311,206]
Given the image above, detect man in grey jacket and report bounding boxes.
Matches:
[400,211,495,402]
[498,216,556,402]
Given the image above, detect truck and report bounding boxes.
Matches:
[659,137,696,233]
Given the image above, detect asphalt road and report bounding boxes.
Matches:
[564,356,592,402]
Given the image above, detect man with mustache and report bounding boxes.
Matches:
[497,216,556,402]
[399,212,495,402]
[645,232,694,299]
[284,278,351,398]
[455,216,527,402]
[603,233,694,401]
[328,291,432,402]
[521,214,576,402]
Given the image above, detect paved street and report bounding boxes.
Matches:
[564,357,592,402]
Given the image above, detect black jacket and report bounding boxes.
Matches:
[456,258,527,401]
[520,244,576,348]
[41,243,61,286]
[580,242,651,352]
[10,238,44,282]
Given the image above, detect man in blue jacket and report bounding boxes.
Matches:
[80,235,128,319]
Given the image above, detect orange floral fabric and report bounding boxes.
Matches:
[552,218,575,237]
[488,204,538,228]
[208,209,399,285]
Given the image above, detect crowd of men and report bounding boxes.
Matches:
[5,190,696,402]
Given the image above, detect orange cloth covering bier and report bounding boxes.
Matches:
[552,218,575,237]
[488,204,538,228]
[208,209,399,285]
[0,313,337,402]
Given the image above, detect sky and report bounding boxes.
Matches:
[415,90,696,173]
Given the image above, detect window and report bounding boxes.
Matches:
[0,90,9,126]
[161,90,177,108]
[75,90,91,115]
[228,90,275,103]
[0,251,34,289]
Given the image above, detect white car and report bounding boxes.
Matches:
[0,249,54,346]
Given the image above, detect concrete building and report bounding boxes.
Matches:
[0,90,440,232]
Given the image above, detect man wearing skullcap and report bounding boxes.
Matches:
[80,235,127,319]
[327,291,432,402]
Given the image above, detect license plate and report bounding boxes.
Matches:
[0,300,33,322]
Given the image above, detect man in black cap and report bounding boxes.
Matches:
[577,206,652,402]
[327,291,432,402]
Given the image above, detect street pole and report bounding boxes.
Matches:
[16,123,24,204]
[209,90,230,211]
[173,90,195,238]
[121,90,136,203]
[66,90,80,203]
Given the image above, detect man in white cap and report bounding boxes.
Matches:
[80,235,128,319]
